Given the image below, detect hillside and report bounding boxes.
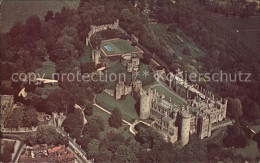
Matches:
[1,0,80,33]
[212,15,260,56]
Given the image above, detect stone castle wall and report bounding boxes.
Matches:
[86,19,128,46]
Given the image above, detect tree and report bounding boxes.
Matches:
[95,149,113,162]
[25,15,42,37]
[91,113,105,131]
[46,89,75,114]
[227,98,243,119]
[87,139,100,159]
[62,109,84,139]
[84,101,93,116]
[24,133,37,146]
[114,145,137,162]
[182,47,191,55]
[253,131,260,150]
[77,134,91,151]
[22,107,38,128]
[109,108,123,128]
[235,134,247,148]
[83,119,100,139]
[44,11,54,22]
[36,125,69,146]
[247,102,260,120]
[135,127,164,148]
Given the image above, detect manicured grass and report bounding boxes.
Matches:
[96,92,138,123]
[137,63,156,87]
[153,85,186,105]
[103,61,132,89]
[35,57,56,79]
[79,46,92,64]
[100,39,141,56]
[104,61,155,89]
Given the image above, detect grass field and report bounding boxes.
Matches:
[137,63,156,86]
[1,0,79,33]
[152,85,186,105]
[35,57,56,79]
[104,60,155,89]
[96,92,138,123]
[212,15,260,55]
[104,61,132,89]
[100,39,142,56]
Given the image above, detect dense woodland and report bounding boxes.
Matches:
[1,0,260,162]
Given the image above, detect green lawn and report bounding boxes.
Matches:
[104,61,155,89]
[96,92,138,123]
[79,46,92,64]
[152,85,186,105]
[103,61,132,89]
[35,57,56,79]
[137,63,156,87]
[100,39,141,56]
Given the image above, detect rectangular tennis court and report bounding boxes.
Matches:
[100,38,143,56]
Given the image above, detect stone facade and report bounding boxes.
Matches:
[86,19,127,46]
[139,85,228,146]
[91,48,101,65]
[121,53,140,73]
[104,81,132,100]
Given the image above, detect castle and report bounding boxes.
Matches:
[86,19,127,47]
[121,53,140,73]
[102,53,141,100]
[139,76,231,146]
[86,20,232,146]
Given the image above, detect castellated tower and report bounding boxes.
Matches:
[222,98,228,119]
[116,82,125,100]
[179,109,191,146]
[139,89,152,119]
[92,49,101,65]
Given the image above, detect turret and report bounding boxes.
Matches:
[139,89,152,119]
[92,49,101,65]
[179,109,191,146]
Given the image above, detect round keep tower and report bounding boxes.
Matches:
[127,62,133,72]
[139,89,151,119]
[132,54,140,66]
[180,109,191,146]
